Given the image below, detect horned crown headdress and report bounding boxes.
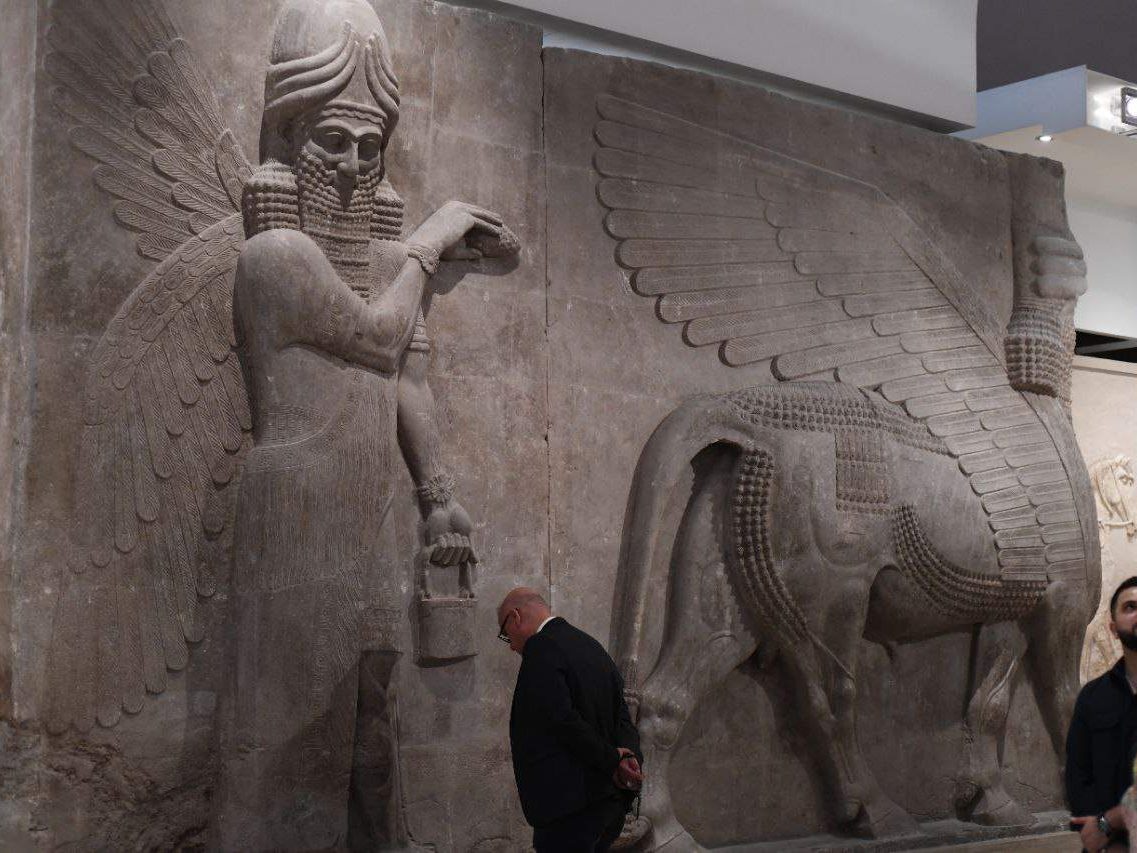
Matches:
[260,0,400,163]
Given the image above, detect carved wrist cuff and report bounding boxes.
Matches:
[416,472,455,507]
[406,243,441,276]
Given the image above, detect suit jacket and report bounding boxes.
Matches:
[1066,657,1137,816]
[509,617,643,828]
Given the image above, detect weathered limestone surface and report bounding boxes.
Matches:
[0,0,39,848]
[0,2,1101,851]
[545,50,1096,848]
[6,0,541,849]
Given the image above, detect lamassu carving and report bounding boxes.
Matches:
[595,96,1100,849]
[43,0,518,847]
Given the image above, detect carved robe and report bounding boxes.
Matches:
[217,238,420,848]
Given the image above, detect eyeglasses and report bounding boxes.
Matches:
[498,609,516,643]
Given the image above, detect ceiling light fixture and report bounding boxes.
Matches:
[1037,133,1053,142]
[1121,87,1137,126]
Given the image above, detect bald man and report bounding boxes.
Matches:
[498,588,643,852]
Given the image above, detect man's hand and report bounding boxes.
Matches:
[1071,814,1112,852]
[423,500,475,567]
[613,747,643,792]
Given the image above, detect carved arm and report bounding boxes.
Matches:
[236,228,425,373]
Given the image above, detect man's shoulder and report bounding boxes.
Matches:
[542,619,615,665]
[1075,663,1128,714]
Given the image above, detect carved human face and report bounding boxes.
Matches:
[301,114,385,208]
[1111,587,1137,651]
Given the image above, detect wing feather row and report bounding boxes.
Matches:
[46,218,250,733]
[47,0,251,264]
[595,94,1084,584]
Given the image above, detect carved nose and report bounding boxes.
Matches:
[335,148,359,209]
[337,149,359,180]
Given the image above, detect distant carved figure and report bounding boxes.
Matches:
[42,0,518,847]
[1082,455,1135,681]
[1093,454,1136,537]
[593,96,1100,850]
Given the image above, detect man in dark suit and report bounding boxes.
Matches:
[1067,576,1137,853]
[499,587,643,852]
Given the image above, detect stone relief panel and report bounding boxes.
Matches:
[546,50,1098,849]
[7,0,543,849]
[1072,362,1137,684]
[4,4,1107,850]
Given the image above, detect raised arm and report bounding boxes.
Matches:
[236,201,504,373]
[236,228,421,372]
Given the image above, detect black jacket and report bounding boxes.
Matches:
[509,617,643,828]
[1066,658,1137,817]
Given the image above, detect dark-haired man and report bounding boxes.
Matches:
[499,587,643,853]
[1068,576,1137,852]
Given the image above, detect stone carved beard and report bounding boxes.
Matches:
[1005,297,1074,401]
[295,147,385,291]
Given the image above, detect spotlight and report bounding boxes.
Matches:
[1122,87,1137,126]
[1037,134,1053,142]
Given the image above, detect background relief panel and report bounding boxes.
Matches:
[7,0,543,849]
[544,48,1096,848]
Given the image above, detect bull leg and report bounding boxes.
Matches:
[773,576,920,840]
[1022,580,1093,771]
[634,451,757,851]
[954,623,1032,826]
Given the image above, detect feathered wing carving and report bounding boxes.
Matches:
[44,0,253,732]
[594,94,1085,586]
[46,0,250,260]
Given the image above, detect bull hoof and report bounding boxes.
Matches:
[847,797,921,839]
[616,814,705,852]
[959,785,1033,827]
[610,815,650,850]
[652,828,705,852]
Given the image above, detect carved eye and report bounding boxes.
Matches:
[316,129,347,152]
[358,137,382,163]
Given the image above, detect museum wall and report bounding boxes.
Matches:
[1071,356,1137,681]
[1067,198,1137,338]
[0,0,1102,850]
[498,0,977,129]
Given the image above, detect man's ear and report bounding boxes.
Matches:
[1109,617,1119,639]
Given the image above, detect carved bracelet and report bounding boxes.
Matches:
[416,472,455,507]
[406,243,441,276]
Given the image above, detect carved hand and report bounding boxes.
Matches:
[408,200,506,262]
[423,499,476,567]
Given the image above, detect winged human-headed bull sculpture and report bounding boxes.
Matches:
[594,95,1100,849]
[42,0,518,845]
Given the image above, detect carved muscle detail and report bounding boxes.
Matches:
[44,0,255,733]
[594,94,1088,584]
[891,506,1047,622]
[727,449,809,643]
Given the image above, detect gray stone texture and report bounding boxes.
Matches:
[545,50,1094,849]
[0,1,1099,850]
[6,0,541,849]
